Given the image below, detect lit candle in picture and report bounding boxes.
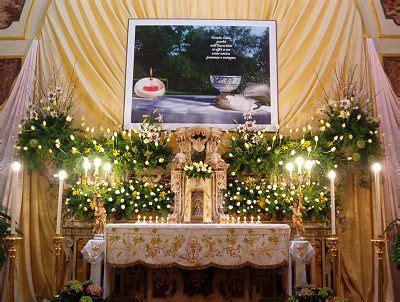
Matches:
[327,170,336,235]
[56,170,67,235]
[257,215,261,223]
[10,161,22,235]
[372,163,382,236]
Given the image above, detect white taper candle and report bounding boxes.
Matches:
[56,170,67,234]
[372,163,382,236]
[328,170,336,235]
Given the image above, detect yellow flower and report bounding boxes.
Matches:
[95,144,103,152]
[112,149,120,156]
[72,189,79,195]
[84,148,91,154]
[71,147,78,154]
[159,191,167,200]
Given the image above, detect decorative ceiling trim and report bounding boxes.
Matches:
[0,0,36,41]
[369,0,400,38]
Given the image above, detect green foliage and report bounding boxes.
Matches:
[289,283,333,301]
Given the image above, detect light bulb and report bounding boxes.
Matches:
[11,161,21,172]
[327,170,336,180]
[103,162,112,172]
[58,170,67,180]
[371,162,382,173]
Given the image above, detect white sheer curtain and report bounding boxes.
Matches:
[366,38,400,302]
[0,40,38,301]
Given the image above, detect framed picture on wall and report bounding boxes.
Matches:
[123,19,278,131]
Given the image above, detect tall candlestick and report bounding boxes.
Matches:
[328,170,336,235]
[10,161,21,235]
[56,171,67,234]
[372,163,382,236]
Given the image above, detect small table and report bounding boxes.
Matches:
[103,223,291,298]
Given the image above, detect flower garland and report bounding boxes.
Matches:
[184,161,212,179]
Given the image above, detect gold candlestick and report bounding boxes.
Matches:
[53,235,64,296]
[371,236,385,302]
[326,236,339,294]
[5,235,22,302]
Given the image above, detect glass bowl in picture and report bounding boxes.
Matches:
[210,75,241,94]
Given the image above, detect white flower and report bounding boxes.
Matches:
[159,158,164,163]
[121,204,125,209]
[290,150,296,155]
[66,116,72,122]
[236,202,241,206]
[145,160,149,165]
[30,126,35,130]
[42,121,47,126]
[228,205,233,210]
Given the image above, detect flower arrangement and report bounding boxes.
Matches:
[184,161,212,179]
[224,179,331,221]
[17,69,79,171]
[65,180,174,221]
[53,280,103,302]
[288,283,333,302]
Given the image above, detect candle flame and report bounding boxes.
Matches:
[150,66,153,80]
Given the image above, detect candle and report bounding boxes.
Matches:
[372,163,382,236]
[257,215,261,223]
[295,157,304,174]
[83,158,91,184]
[103,162,112,182]
[156,216,159,223]
[10,161,21,235]
[237,216,240,223]
[137,215,141,223]
[56,170,67,234]
[327,170,336,235]
[143,215,146,223]
[226,214,229,223]
[161,217,165,224]
[94,158,101,175]
[251,216,254,224]
[286,162,294,179]
[244,216,247,223]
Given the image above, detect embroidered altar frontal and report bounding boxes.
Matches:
[105,223,291,268]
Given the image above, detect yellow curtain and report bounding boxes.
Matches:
[14,0,389,300]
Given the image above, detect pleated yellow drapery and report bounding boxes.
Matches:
[12,0,390,301]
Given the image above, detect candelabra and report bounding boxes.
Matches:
[284,157,314,238]
[5,235,22,302]
[371,236,385,302]
[53,235,64,296]
[326,236,339,294]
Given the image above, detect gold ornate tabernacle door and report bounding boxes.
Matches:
[183,177,213,223]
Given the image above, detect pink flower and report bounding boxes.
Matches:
[237,124,246,133]
[340,99,350,109]
[245,120,255,129]
[86,283,103,297]
[150,133,159,142]
[251,135,260,144]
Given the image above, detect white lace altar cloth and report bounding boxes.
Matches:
[104,223,290,268]
[81,238,105,264]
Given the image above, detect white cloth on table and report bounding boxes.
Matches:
[288,239,315,295]
[81,238,105,285]
[103,223,291,297]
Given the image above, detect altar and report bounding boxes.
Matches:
[102,223,291,299]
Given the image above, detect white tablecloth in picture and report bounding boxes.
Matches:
[103,223,291,297]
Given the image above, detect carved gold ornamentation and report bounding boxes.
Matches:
[169,127,229,223]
